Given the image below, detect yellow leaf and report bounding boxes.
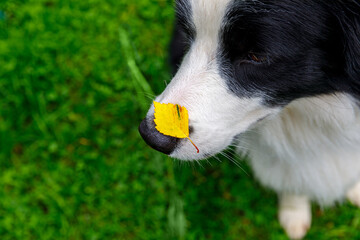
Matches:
[153,101,199,153]
[153,101,188,138]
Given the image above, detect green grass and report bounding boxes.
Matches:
[0,0,360,239]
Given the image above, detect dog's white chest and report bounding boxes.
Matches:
[244,94,360,205]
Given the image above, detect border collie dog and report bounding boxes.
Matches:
[139,0,360,238]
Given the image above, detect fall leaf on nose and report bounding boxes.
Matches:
[153,101,199,153]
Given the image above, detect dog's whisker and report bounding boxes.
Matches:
[213,155,223,163]
[195,159,205,169]
[205,158,213,167]
[142,92,157,101]
[219,151,249,176]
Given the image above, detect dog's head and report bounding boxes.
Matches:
[139,0,360,160]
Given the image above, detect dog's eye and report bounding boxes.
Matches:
[235,52,269,66]
[248,52,267,63]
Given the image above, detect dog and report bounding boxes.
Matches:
[139,0,360,239]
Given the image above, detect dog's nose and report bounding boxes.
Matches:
[139,118,179,155]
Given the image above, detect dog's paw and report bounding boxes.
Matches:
[279,195,311,240]
[347,181,360,207]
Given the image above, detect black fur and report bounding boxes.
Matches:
[174,0,195,42]
[172,0,360,106]
[170,0,195,75]
[169,23,188,75]
[218,0,360,106]
[324,1,360,99]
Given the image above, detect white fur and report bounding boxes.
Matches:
[347,180,360,207]
[279,195,311,240]
[245,94,360,206]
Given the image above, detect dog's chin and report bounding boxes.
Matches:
[169,151,210,161]
[168,135,235,161]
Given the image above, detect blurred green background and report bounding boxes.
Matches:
[1,0,360,239]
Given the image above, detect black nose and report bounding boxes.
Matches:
[138,118,179,155]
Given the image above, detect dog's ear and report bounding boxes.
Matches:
[327,2,360,97]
